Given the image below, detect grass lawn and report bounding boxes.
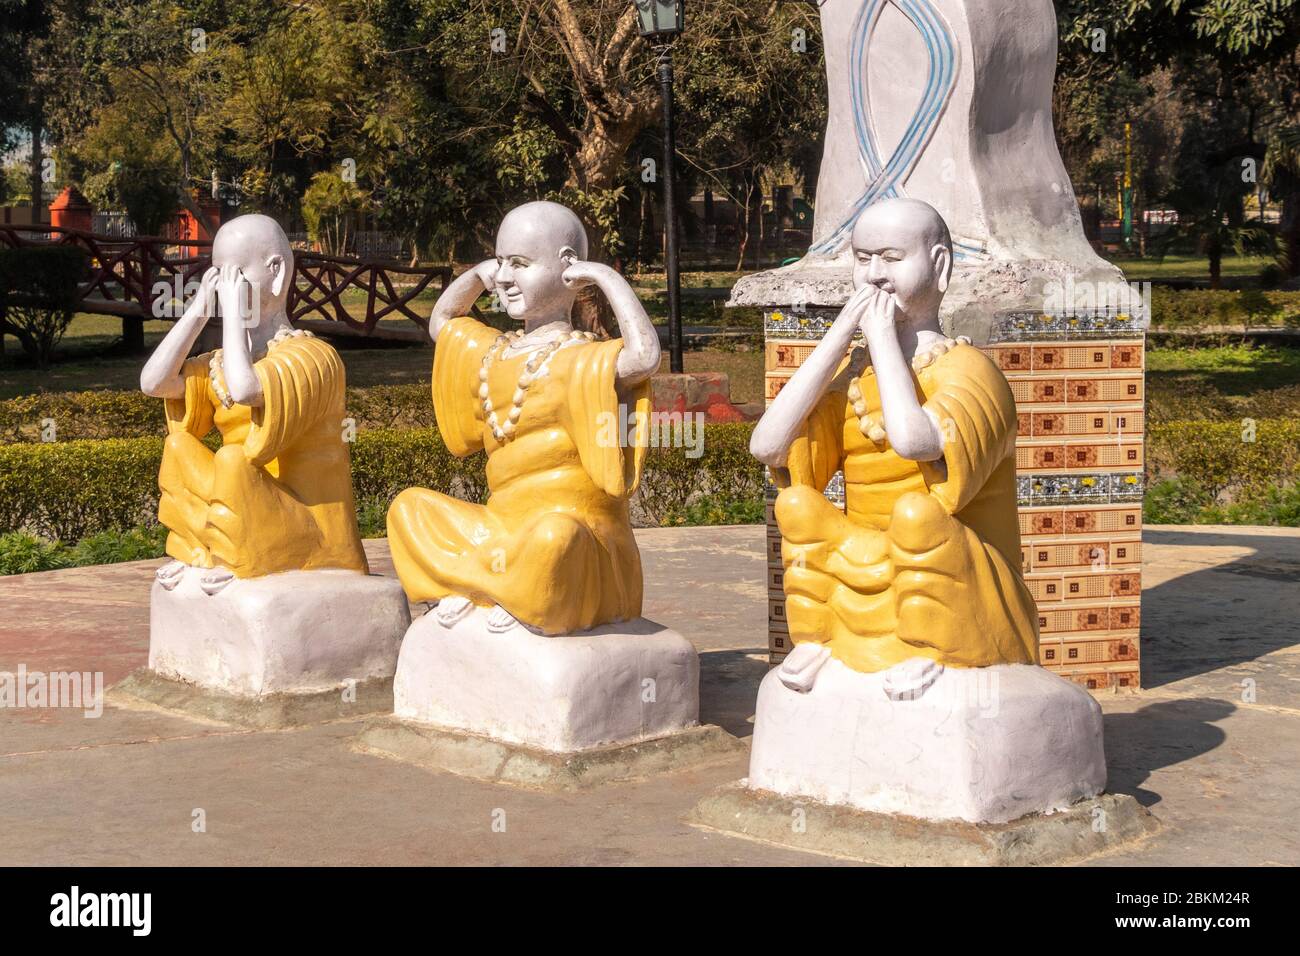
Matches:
[1106,253,1277,282]
[7,282,1300,422]
[0,311,765,402]
[1146,344,1300,421]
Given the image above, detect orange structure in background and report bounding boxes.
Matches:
[175,195,223,257]
[48,186,94,233]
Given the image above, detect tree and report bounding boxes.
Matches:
[301,171,371,256]
[1055,0,1300,278]
[71,0,234,223]
[0,0,55,212]
[672,3,824,269]
[221,4,364,220]
[0,245,88,368]
[1264,123,1300,273]
[74,70,184,233]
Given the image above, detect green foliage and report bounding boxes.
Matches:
[0,531,71,575]
[0,389,161,442]
[0,383,440,443]
[0,422,765,548]
[1143,476,1215,524]
[658,495,765,528]
[636,422,764,525]
[0,525,168,575]
[66,525,168,565]
[1145,476,1300,526]
[349,427,484,504]
[301,171,372,256]
[355,496,391,539]
[0,436,163,541]
[1147,419,1300,500]
[1150,288,1300,329]
[1147,343,1300,421]
[345,384,437,431]
[0,245,90,368]
[77,98,183,234]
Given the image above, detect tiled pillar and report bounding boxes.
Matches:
[762,308,1145,693]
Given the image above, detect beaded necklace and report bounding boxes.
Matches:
[209,326,312,409]
[847,335,970,444]
[479,328,597,443]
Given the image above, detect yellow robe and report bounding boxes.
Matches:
[775,342,1038,673]
[387,316,651,634]
[158,334,368,577]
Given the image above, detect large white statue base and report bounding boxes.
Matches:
[146,568,408,695]
[109,568,409,723]
[747,657,1106,825]
[356,606,744,788]
[392,607,700,752]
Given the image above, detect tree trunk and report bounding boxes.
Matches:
[568,124,642,337]
[735,177,754,272]
[29,95,44,224]
[703,187,715,259]
[639,187,656,270]
[122,317,145,352]
[1282,190,1300,279]
[1208,237,1222,290]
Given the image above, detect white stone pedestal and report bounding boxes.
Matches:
[747,657,1107,825]
[147,568,409,697]
[391,608,701,753]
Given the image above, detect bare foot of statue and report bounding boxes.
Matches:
[156,560,188,592]
[777,641,833,692]
[882,657,944,701]
[198,567,236,596]
[486,604,521,633]
[434,595,474,627]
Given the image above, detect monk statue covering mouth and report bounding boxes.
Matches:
[750,197,1039,686]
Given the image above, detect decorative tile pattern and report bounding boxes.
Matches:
[762,308,1145,692]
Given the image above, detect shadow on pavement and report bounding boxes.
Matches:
[1139,529,1300,688]
[1103,697,1234,807]
[699,648,767,738]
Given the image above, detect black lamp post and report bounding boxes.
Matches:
[634,0,685,373]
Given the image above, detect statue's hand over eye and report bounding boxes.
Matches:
[197,266,221,322]
[217,264,248,327]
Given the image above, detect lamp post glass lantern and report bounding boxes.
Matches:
[634,0,684,38]
[635,0,685,372]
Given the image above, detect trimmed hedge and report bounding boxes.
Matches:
[0,390,162,443]
[1146,420,1300,500]
[0,383,436,443]
[0,423,762,541]
[0,437,164,541]
[1151,287,1300,330]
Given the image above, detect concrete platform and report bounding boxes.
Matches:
[110,669,394,731]
[2,527,1299,865]
[355,719,743,791]
[747,659,1107,824]
[690,785,1159,865]
[147,567,408,697]
[392,608,701,752]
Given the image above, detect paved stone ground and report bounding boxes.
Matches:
[1,524,1296,866]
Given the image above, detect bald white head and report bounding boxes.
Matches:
[850,198,952,322]
[211,214,294,322]
[492,201,589,322]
